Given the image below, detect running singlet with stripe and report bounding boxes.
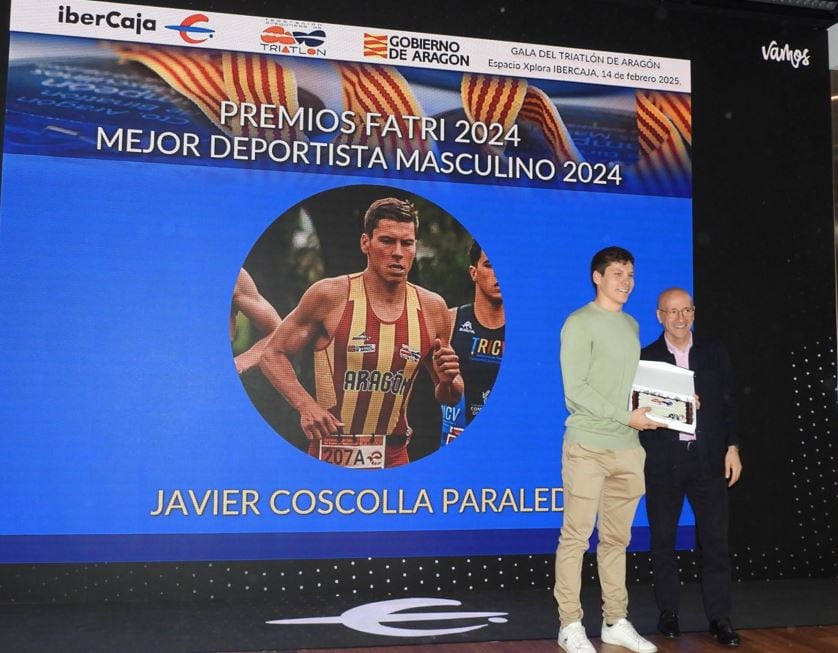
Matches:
[440,304,505,445]
[311,274,431,466]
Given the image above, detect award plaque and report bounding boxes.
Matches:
[631,389,695,431]
[318,435,387,469]
[630,360,697,433]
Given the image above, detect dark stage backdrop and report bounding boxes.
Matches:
[0,0,835,607]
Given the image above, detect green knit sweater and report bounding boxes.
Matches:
[559,301,641,450]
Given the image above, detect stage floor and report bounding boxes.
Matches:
[276,626,838,653]
[1,577,836,653]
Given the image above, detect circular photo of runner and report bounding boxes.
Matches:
[230,184,505,468]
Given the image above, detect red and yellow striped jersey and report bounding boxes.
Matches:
[313,273,431,437]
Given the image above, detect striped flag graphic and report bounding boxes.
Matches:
[336,63,429,160]
[461,73,526,131]
[518,85,583,163]
[633,90,691,195]
[645,90,692,145]
[461,73,581,163]
[363,33,388,58]
[221,51,304,141]
[113,45,227,128]
[114,45,304,142]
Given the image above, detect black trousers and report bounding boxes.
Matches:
[645,442,732,621]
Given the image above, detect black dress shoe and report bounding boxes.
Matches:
[709,618,741,647]
[657,610,680,638]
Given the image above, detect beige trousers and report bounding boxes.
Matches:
[554,440,646,628]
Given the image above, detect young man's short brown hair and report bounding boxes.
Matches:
[363,198,419,236]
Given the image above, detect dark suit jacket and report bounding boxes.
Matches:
[640,333,738,479]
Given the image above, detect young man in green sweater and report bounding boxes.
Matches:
[555,246,661,653]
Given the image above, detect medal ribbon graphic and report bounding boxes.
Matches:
[461,73,582,163]
[634,89,691,195]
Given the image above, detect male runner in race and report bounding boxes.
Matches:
[231,268,282,375]
[440,241,505,445]
[260,197,462,468]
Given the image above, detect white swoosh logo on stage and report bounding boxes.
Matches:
[267,597,509,637]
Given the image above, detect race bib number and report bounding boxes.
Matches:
[318,435,386,469]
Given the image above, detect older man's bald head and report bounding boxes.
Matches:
[656,288,695,347]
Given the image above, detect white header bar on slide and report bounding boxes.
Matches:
[10,0,691,92]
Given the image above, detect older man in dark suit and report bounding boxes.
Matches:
[640,288,743,647]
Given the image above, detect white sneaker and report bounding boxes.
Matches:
[601,618,658,653]
[558,621,595,653]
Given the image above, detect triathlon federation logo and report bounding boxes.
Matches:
[260,21,327,56]
[261,25,297,46]
[267,598,508,637]
[165,14,214,44]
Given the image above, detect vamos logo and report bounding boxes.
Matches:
[267,597,508,637]
[57,5,156,35]
[761,40,810,69]
[364,33,470,66]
